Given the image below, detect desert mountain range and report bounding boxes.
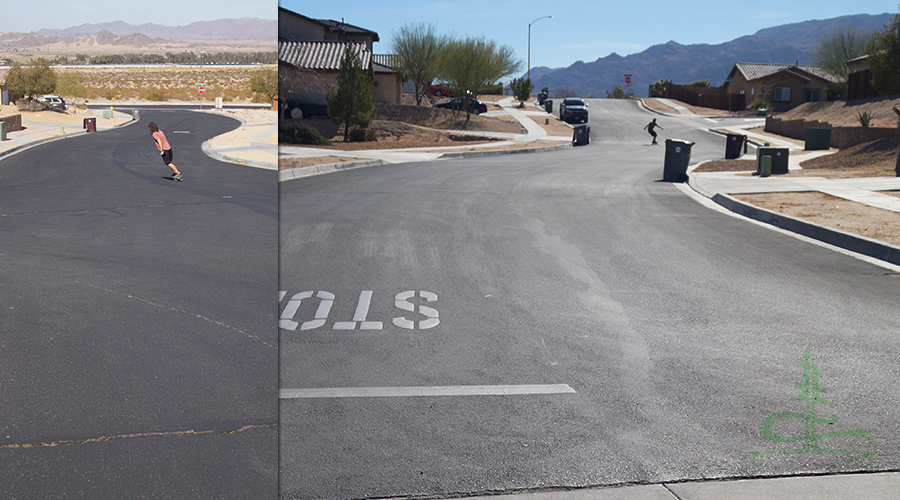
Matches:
[0,18,276,57]
[527,13,893,98]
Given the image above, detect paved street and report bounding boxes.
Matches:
[0,109,278,498]
[279,99,900,499]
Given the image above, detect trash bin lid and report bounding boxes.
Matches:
[665,139,694,146]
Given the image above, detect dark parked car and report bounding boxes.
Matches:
[434,97,488,115]
[559,97,588,124]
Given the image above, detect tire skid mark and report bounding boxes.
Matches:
[0,423,277,449]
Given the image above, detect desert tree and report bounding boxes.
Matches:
[650,78,671,97]
[326,44,376,141]
[605,84,636,99]
[813,26,874,97]
[438,35,521,120]
[510,77,534,107]
[249,67,278,103]
[7,58,57,102]
[867,11,900,96]
[691,80,711,87]
[391,22,448,105]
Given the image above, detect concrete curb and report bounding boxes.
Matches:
[439,141,572,159]
[278,159,385,181]
[201,140,276,170]
[711,192,900,266]
[278,142,573,182]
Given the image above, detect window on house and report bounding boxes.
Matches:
[774,86,791,102]
[804,89,821,102]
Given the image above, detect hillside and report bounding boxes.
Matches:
[531,13,893,98]
[35,18,276,40]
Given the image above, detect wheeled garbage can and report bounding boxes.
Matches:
[663,139,694,182]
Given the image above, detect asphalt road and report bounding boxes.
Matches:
[278,99,900,499]
[0,109,278,498]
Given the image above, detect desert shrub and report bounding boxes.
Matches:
[146,90,167,101]
[15,99,46,111]
[279,122,330,145]
[748,99,771,111]
[348,127,375,142]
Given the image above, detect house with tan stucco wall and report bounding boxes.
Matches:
[722,63,843,112]
[278,6,401,118]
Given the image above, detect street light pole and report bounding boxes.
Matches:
[528,15,552,82]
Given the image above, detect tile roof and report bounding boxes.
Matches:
[733,63,843,84]
[278,7,379,42]
[373,54,399,69]
[279,40,370,71]
[314,19,380,42]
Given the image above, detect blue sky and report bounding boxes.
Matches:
[280,0,898,71]
[0,0,276,33]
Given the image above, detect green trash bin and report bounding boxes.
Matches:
[0,121,6,141]
[805,128,831,151]
[757,147,789,175]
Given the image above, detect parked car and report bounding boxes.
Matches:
[428,85,457,98]
[559,97,588,124]
[36,95,68,110]
[433,97,488,115]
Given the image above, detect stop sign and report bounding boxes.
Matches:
[625,76,631,84]
[199,86,205,94]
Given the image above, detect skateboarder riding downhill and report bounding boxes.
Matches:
[149,122,182,180]
[644,118,663,145]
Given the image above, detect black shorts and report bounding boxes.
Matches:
[649,130,657,138]
[161,149,173,165]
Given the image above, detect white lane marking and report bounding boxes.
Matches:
[279,384,577,399]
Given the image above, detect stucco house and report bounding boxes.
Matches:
[722,63,843,112]
[278,6,401,116]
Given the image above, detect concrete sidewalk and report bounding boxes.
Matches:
[0,104,276,170]
[464,471,900,499]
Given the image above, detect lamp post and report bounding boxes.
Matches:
[528,15,552,82]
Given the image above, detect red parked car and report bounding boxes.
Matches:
[428,85,457,97]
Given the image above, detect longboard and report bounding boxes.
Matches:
[161,176,184,182]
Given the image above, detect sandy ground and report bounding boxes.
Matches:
[734,191,900,247]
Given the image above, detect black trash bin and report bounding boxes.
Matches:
[756,147,789,175]
[573,125,590,146]
[544,99,552,114]
[83,117,96,133]
[663,139,694,182]
[537,88,549,105]
[725,133,746,159]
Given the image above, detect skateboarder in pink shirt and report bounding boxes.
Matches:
[149,122,182,180]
